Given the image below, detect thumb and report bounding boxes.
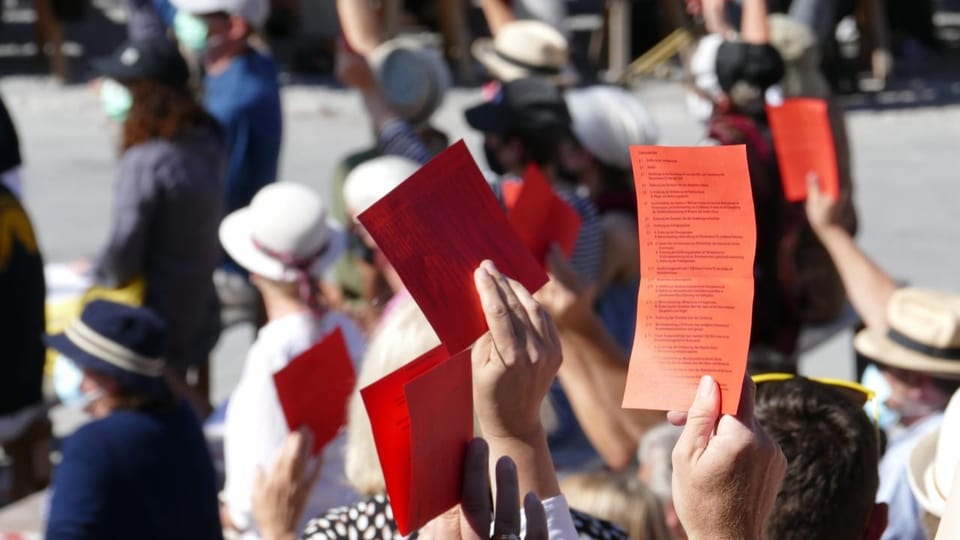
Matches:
[676,375,721,460]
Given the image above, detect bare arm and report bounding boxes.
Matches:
[336,0,381,55]
[479,0,517,36]
[740,0,769,43]
[806,178,897,331]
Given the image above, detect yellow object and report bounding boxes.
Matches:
[751,372,879,430]
[44,277,145,374]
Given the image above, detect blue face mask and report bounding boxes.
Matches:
[53,355,102,409]
[173,10,209,53]
[99,78,132,123]
[861,363,900,431]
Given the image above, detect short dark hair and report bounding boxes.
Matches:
[502,126,570,169]
[755,377,879,540]
[123,79,218,151]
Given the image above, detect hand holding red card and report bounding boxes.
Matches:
[361,346,473,536]
[766,98,840,201]
[357,140,547,353]
[502,165,582,266]
[273,328,356,455]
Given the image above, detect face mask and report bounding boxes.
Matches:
[99,78,132,123]
[173,10,209,53]
[860,364,900,431]
[483,141,507,176]
[53,355,103,409]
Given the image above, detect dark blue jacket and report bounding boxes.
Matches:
[46,401,222,540]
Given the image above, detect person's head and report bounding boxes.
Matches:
[464,78,572,178]
[908,388,960,537]
[344,295,441,495]
[471,20,579,87]
[854,288,960,425]
[755,377,885,540]
[686,33,784,122]
[48,300,173,418]
[171,0,269,63]
[219,182,346,314]
[561,471,672,540]
[637,421,685,539]
[562,85,658,199]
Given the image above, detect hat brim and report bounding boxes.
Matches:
[219,207,347,282]
[907,427,945,516]
[471,38,579,87]
[854,328,960,379]
[464,100,512,133]
[168,0,225,16]
[91,53,139,83]
[45,333,167,392]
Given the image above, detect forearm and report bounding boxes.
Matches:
[815,225,896,331]
[740,0,769,43]
[336,0,381,55]
[485,427,560,500]
[480,0,516,35]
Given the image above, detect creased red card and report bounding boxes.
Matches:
[623,146,756,415]
[502,165,582,265]
[766,98,840,201]
[273,328,356,454]
[357,140,548,353]
[361,346,473,536]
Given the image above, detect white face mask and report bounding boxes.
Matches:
[52,355,103,410]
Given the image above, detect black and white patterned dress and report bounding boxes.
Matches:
[300,493,627,540]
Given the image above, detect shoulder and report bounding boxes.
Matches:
[302,494,395,539]
[571,508,629,539]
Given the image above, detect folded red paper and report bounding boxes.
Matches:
[273,328,356,454]
[502,164,582,265]
[361,345,473,536]
[624,145,756,415]
[766,98,840,201]
[357,140,548,353]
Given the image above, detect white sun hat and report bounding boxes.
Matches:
[566,85,659,170]
[170,0,269,27]
[908,388,960,517]
[343,156,420,216]
[219,182,345,282]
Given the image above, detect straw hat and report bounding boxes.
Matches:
[854,288,960,379]
[908,388,960,517]
[219,183,345,282]
[565,86,659,170]
[343,156,420,215]
[471,20,579,86]
[368,37,451,126]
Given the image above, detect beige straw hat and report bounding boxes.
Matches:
[471,20,579,86]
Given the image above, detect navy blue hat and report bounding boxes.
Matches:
[465,77,571,134]
[46,300,169,394]
[91,38,190,87]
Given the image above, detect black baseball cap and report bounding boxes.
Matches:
[91,38,189,86]
[465,77,571,134]
[715,41,785,93]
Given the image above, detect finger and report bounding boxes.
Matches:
[545,245,582,292]
[252,466,266,492]
[287,429,312,481]
[484,260,533,338]
[474,264,520,363]
[459,439,492,539]
[674,375,721,461]
[492,456,521,537]
[523,492,548,540]
[667,410,688,426]
[735,374,757,424]
[503,273,551,352]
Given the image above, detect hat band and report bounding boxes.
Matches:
[65,320,165,377]
[251,238,328,269]
[888,328,960,360]
[493,49,563,76]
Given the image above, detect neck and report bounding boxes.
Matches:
[260,288,312,321]
[205,44,248,75]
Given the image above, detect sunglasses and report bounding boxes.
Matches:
[751,372,879,427]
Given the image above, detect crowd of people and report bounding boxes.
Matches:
[1,0,959,538]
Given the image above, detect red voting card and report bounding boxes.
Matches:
[273,328,356,454]
[502,165,582,265]
[623,145,756,415]
[357,140,548,353]
[361,346,473,536]
[766,98,840,202]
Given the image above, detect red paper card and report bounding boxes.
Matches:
[361,346,473,536]
[502,165,582,265]
[273,328,356,454]
[357,140,548,353]
[623,146,756,415]
[766,98,840,201]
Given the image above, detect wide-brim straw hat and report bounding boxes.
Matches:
[854,288,960,379]
[471,19,579,87]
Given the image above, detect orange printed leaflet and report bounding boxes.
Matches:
[623,145,756,415]
[357,140,548,353]
[766,98,839,201]
[361,346,473,536]
[501,164,582,265]
[273,328,356,454]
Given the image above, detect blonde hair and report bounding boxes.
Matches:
[561,471,672,540]
[344,295,441,495]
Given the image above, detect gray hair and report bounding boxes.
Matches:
[637,421,682,500]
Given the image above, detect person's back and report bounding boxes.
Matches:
[204,48,282,217]
[0,184,44,416]
[47,400,222,539]
[755,377,885,540]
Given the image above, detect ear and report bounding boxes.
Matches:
[863,502,887,540]
[228,15,250,41]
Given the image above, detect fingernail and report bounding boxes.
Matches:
[697,375,715,398]
[482,259,498,273]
